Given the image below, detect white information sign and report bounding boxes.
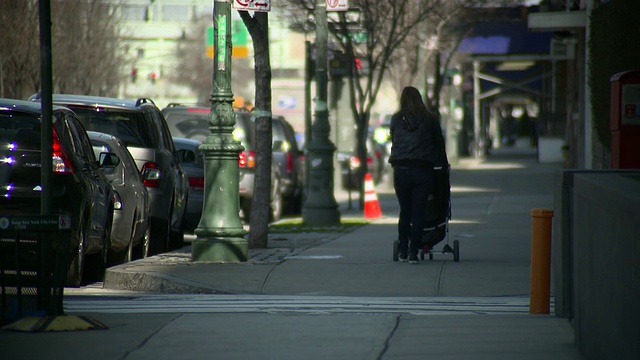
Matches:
[233,0,270,12]
[327,0,348,11]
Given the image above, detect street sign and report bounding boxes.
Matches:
[0,215,71,231]
[327,0,348,11]
[232,0,270,12]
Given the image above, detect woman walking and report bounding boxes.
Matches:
[388,86,447,264]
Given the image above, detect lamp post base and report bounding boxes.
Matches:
[302,206,340,226]
[192,237,248,262]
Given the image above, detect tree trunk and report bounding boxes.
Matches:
[240,11,272,248]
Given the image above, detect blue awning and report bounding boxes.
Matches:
[458,21,553,55]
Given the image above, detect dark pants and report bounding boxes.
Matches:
[393,166,434,258]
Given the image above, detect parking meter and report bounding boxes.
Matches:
[610,70,640,168]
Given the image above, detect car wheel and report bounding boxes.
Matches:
[270,177,283,222]
[149,216,169,256]
[168,199,185,250]
[108,226,134,266]
[133,218,151,259]
[67,221,86,287]
[241,198,252,222]
[86,211,110,282]
[285,191,303,215]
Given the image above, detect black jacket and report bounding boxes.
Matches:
[388,110,447,168]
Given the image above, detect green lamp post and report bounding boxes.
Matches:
[302,1,341,226]
[192,0,247,262]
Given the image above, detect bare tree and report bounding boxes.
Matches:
[238,10,272,249]
[0,0,41,99]
[388,1,476,117]
[0,0,128,99]
[51,0,127,96]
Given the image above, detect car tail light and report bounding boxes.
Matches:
[238,150,255,168]
[52,127,73,173]
[349,156,361,169]
[286,153,294,173]
[113,191,123,210]
[141,162,161,187]
[189,177,205,189]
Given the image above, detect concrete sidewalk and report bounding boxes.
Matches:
[1,147,585,360]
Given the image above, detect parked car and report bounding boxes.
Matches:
[271,115,304,214]
[0,98,115,286]
[172,137,204,233]
[337,136,385,190]
[31,94,189,255]
[88,131,151,263]
[161,104,284,222]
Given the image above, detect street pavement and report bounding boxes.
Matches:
[0,147,585,360]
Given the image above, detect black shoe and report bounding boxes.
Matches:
[409,255,419,264]
[399,252,408,262]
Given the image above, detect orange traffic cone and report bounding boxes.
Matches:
[364,173,382,219]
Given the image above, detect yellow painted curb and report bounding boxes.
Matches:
[2,315,108,332]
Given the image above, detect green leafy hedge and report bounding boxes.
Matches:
[588,0,640,150]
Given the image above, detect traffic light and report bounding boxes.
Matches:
[150,71,157,84]
[355,57,362,70]
[131,68,137,83]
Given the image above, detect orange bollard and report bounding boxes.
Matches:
[530,208,554,314]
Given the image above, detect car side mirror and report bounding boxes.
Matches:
[272,140,284,152]
[99,152,120,167]
[177,149,196,163]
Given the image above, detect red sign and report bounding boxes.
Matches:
[233,0,270,12]
[327,0,348,11]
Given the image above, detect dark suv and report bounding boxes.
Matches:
[161,104,301,220]
[32,94,189,255]
[0,98,115,286]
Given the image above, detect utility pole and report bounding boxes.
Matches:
[192,0,247,262]
[302,0,340,226]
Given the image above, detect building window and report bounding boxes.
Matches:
[122,5,147,21]
[163,5,188,21]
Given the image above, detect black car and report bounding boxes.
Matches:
[0,98,115,286]
[172,137,204,233]
[161,104,286,222]
[32,94,189,255]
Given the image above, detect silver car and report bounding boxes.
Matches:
[88,131,151,263]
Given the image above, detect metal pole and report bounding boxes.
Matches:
[473,61,481,158]
[38,0,55,316]
[192,0,247,262]
[301,1,340,226]
[530,208,554,314]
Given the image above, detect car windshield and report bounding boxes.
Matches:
[0,110,46,152]
[71,108,156,148]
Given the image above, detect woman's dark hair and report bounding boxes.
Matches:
[399,86,427,115]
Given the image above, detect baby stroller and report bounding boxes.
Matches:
[393,165,459,262]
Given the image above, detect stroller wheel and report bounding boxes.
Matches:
[393,240,399,262]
